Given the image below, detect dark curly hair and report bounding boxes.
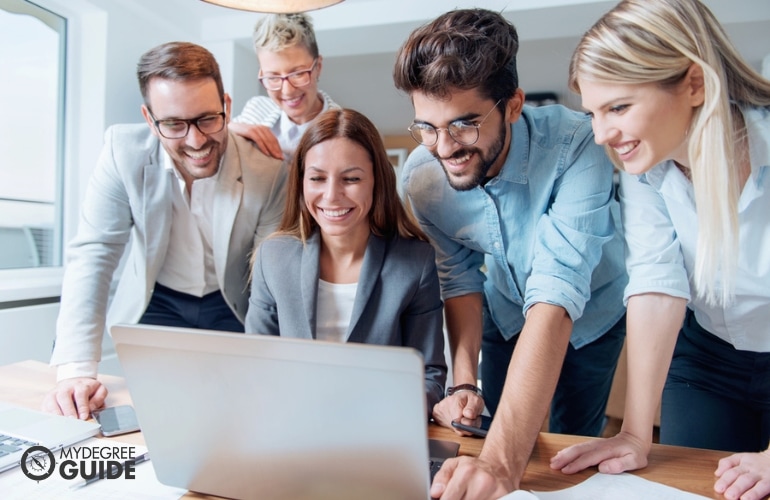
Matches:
[393,8,519,103]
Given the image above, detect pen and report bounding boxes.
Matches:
[68,452,150,490]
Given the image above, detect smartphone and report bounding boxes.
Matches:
[451,415,492,438]
[92,405,140,437]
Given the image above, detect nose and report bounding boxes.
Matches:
[591,116,616,146]
[185,123,208,149]
[433,128,461,158]
[323,179,340,201]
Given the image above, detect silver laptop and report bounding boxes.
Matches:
[0,402,100,473]
[111,323,458,500]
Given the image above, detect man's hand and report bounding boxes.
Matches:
[714,450,770,500]
[228,122,284,160]
[41,378,108,420]
[549,431,650,475]
[430,455,514,500]
[432,392,485,435]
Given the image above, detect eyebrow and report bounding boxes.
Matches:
[306,166,366,174]
[584,95,634,113]
[413,111,484,126]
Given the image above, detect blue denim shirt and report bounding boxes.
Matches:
[402,105,627,348]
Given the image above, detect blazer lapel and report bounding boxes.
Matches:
[212,139,243,280]
[301,232,322,339]
[345,235,385,342]
[143,158,174,264]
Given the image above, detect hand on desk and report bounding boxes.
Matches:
[432,392,485,436]
[228,122,284,160]
[714,449,770,500]
[41,377,107,420]
[430,455,514,500]
[549,431,650,475]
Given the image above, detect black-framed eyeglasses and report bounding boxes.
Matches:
[258,59,318,91]
[148,109,227,139]
[408,99,503,147]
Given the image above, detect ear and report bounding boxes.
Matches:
[505,88,525,123]
[315,54,323,81]
[224,93,233,123]
[141,105,159,138]
[685,64,705,107]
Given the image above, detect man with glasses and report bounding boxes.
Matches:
[43,42,286,420]
[230,13,339,161]
[393,9,628,497]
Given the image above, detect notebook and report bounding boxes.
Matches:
[111,323,459,500]
[0,402,100,473]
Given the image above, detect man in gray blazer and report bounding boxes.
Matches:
[43,42,287,420]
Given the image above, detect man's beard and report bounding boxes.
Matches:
[434,120,507,191]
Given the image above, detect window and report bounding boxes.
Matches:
[0,0,65,270]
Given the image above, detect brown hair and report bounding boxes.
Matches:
[393,8,518,104]
[136,41,225,107]
[278,108,427,243]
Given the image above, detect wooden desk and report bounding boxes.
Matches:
[1,360,729,498]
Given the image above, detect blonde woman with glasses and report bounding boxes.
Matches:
[230,13,339,161]
[550,1,770,499]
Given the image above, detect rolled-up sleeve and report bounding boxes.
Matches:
[619,171,691,304]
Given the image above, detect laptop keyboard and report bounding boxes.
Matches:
[0,433,36,461]
[429,458,444,481]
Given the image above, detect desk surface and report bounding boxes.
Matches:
[0,360,729,498]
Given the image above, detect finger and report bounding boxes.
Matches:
[721,473,760,500]
[41,392,64,416]
[89,384,109,413]
[430,456,459,499]
[72,384,95,420]
[596,455,639,475]
[55,388,79,418]
[263,136,284,160]
[715,454,742,477]
[550,441,597,470]
[460,396,484,419]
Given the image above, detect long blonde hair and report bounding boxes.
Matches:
[569,0,770,305]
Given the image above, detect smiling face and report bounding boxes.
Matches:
[579,77,701,174]
[141,77,230,188]
[411,88,517,191]
[257,45,322,125]
[303,137,374,246]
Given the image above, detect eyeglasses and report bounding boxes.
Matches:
[408,99,503,147]
[148,109,226,139]
[258,59,318,91]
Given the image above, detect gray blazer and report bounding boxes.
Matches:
[246,231,447,413]
[51,124,286,366]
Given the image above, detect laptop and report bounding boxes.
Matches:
[111,323,459,500]
[0,402,100,473]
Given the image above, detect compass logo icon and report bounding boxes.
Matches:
[21,445,56,481]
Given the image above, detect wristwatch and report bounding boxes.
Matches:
[446,383,483,398]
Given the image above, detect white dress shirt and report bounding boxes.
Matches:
[621,105,770,352]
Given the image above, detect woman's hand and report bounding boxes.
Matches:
[550,431,651,475]
[714,450,770,500]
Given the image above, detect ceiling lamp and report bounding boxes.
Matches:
[200,0,344,13]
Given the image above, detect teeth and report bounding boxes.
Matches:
[187,147,212,160]
[615,142,637,155]
[446,152,472,165]
[323,208,352,217]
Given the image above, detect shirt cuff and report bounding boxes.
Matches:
[57,361,99,381]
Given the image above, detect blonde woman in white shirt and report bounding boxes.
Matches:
[549,1,770,500]
[230,13,339,161]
